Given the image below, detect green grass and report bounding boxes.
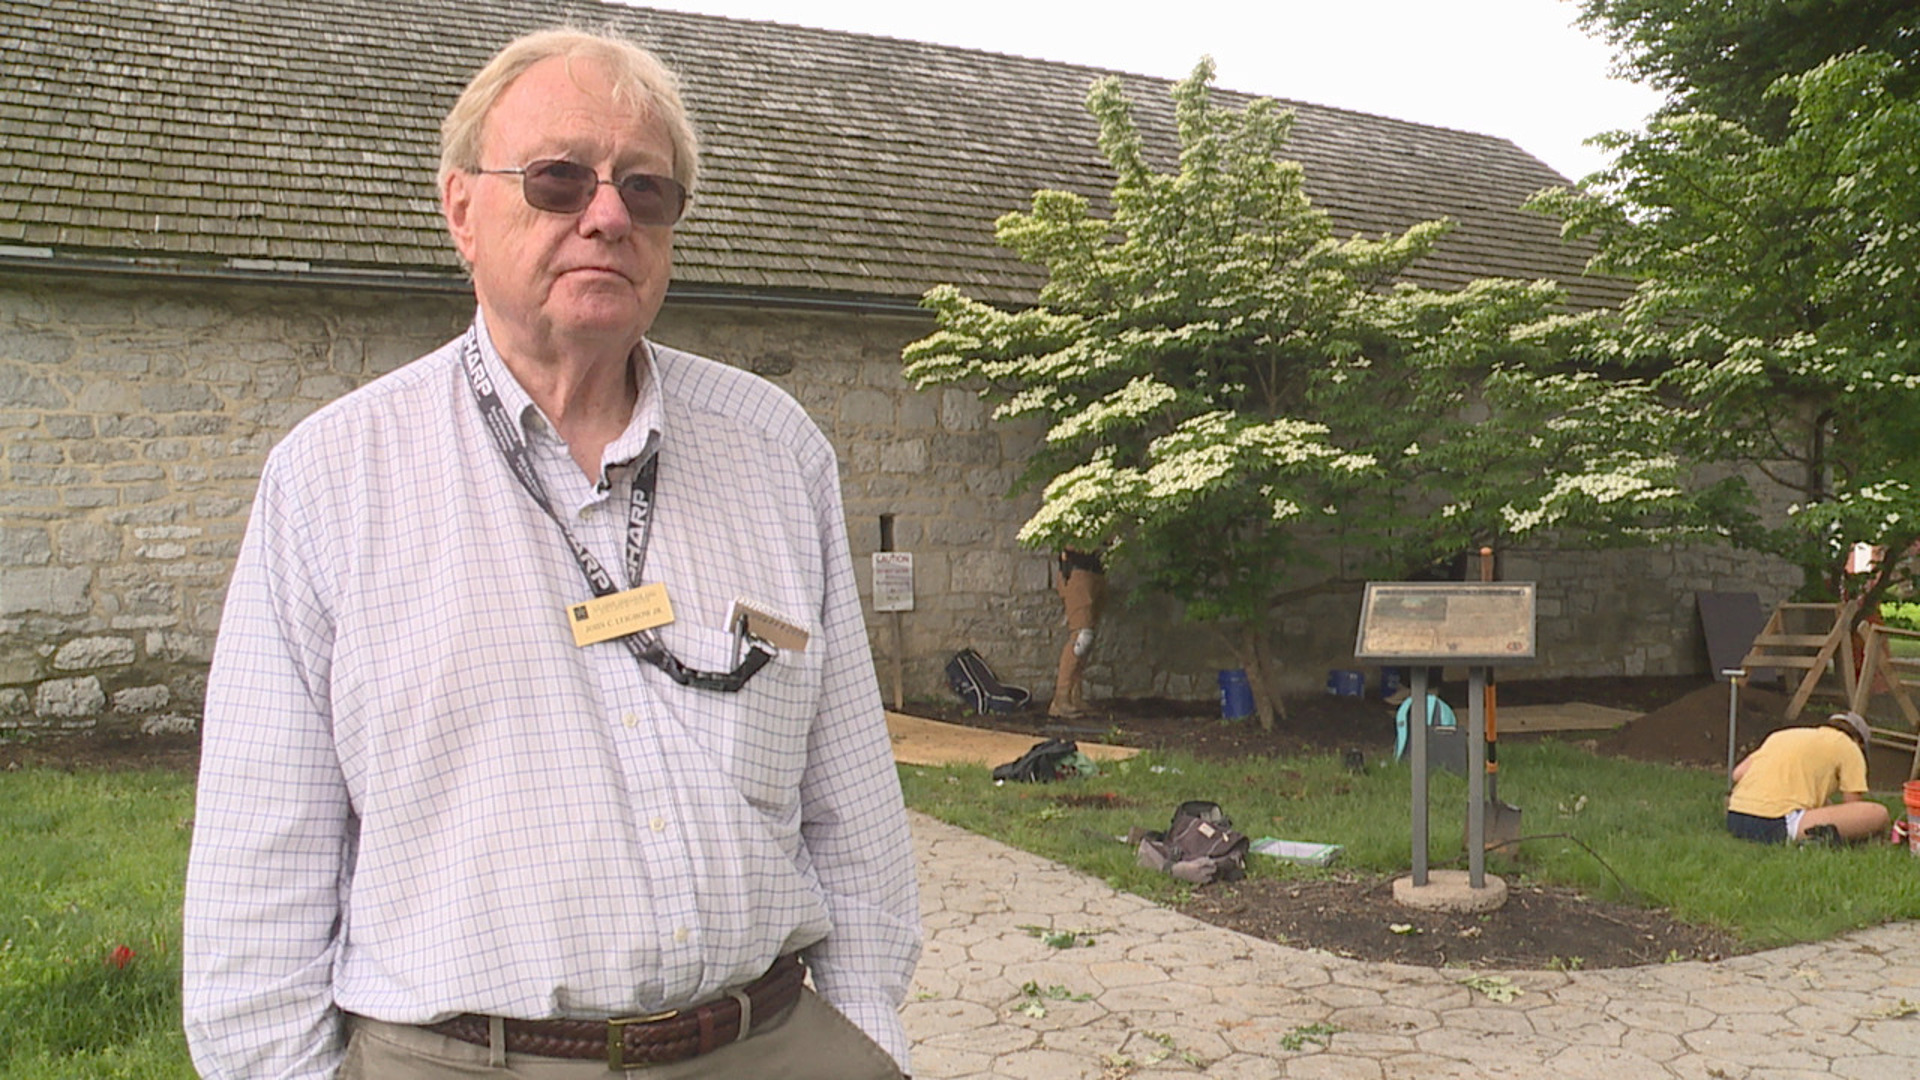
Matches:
[0,768,196,1079]
[900,736,1920,950]
[7,739,1919,1072]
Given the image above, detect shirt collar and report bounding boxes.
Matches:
[471,308,664,469]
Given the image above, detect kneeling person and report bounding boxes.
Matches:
[1726,711,1889,845]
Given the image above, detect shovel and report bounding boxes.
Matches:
[1483,675,1523,850]
[1480,548,1523,851]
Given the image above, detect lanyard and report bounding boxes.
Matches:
[460,331,770,691]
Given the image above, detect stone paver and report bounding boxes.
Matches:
[904,813,1920,1078]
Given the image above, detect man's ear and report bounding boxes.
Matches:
[443,170,478,264]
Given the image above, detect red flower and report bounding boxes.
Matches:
[106,945,135,969]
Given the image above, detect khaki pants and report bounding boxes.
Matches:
[341,990,903,1080]
[1051,569,1106,716]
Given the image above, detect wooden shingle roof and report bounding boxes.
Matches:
[0,0,1625,310]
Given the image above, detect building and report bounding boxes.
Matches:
[0,0,1794,733]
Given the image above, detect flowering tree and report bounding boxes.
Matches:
[906,62,1708,727]
[1534,50,1920,611]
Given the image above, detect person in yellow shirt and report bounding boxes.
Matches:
[1726,711,1890,845]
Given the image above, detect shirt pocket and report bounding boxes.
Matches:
[666,623,823,817]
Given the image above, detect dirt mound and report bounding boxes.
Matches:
[1595,682,1790,768]
[1593,681,1915,789]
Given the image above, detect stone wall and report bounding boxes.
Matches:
[0,273,1802,735]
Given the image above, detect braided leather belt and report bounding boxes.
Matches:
[424,953,805,1069]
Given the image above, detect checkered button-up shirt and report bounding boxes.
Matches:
[184,313,921,1078]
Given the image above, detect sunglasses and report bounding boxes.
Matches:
[475,159,688,225]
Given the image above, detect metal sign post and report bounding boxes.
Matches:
[873,516,913,711]
[1355,582,1536,892]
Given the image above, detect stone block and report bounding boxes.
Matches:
[35,675,105,717]
[0,687,26,715]
[44,414,94,438]
[112,684,171,712]
[139,381,221,413]
[145,438,193,461]
[926,518,994,547]
[98,415,162,438]
[940,389,986,432]
[1,566,91,615]
[147,630,211,663]
[296,373,358,402]
[1,526,52,567]
[951,550,1015,594]
[8,442,65,464]
[841,389,895,427]
[62,488,119,509]
[57,522,122,563]
[932,433,999,466]
[168,414,229,436]
[898,394,938,431]
[194,495,247,518]
[102,463,165,482]
[67,434,135,461]
[74,381,137,411]
[879,440,928,474]
[0,327,75,365]
[10,463,93,486]
[140,714,199,736]
[53,635,136,670]
[1016,556,1052,594]
[0,487,58,507]
[0,364,69,408]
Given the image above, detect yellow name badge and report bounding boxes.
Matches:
[567,584,675,647]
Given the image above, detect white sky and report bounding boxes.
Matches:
[621,0,1666,181]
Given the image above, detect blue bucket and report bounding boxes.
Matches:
[1326,669,1363,697]
[1378,668,1402,698]
[1218,668,1255,721]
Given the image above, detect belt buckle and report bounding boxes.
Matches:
[607,1009,678,1070]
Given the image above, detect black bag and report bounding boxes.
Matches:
[992,738,1078,783]
[945,647,1031,714]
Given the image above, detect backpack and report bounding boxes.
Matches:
[991,738,1079,783]
[1135,800,1251,884]
[945,648,1032,714]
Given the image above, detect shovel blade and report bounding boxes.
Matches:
[1485,800,1522,851]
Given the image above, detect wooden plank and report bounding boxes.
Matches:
[1753,635,1842,648]
[884,711,1140,768]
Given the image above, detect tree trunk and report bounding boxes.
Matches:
[1222,621,1286,730]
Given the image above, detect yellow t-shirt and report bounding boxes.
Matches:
[1726,726,1869,818]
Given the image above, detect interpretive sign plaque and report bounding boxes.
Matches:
[1353,582,1535,664]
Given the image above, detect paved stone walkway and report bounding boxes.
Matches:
[903,812,1920,1079]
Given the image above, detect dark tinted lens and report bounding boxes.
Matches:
[615,173,687,226]
[520,160,597,213]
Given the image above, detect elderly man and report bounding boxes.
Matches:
[184,28,919,1079]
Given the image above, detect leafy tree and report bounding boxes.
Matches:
[1576,0,1920,134]
[1534,49,1920,611]
[905,61,1704,726]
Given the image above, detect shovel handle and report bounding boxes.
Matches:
[1478,546,1499,775]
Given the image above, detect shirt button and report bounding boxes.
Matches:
[623,712,639,728]
[673,927,690,943]
[650,817,666,832]
[578,505,594,521]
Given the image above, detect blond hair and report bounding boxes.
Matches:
[438,28,700,195]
